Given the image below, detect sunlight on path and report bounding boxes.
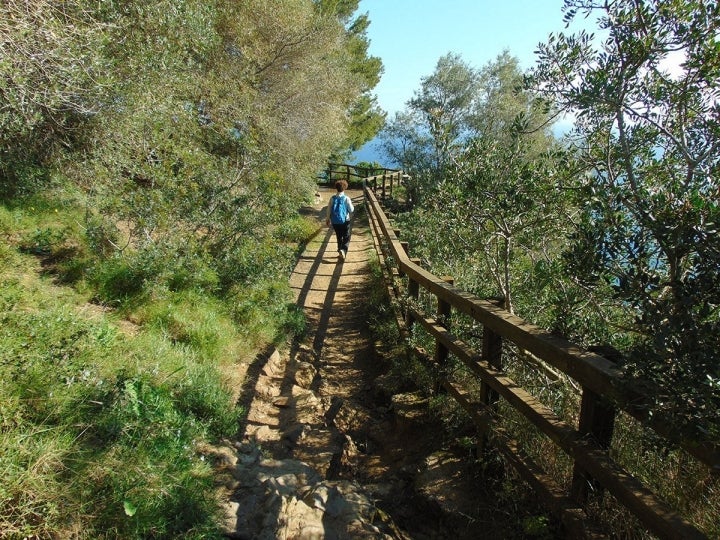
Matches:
[289,189,375,375]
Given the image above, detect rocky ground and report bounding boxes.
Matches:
[204,188,527,539]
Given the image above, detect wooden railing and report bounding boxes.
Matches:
[360,173,717,540]
[321,162,405,198]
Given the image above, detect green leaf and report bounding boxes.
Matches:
[123,500,138,517]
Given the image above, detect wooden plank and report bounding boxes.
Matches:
[441,379,493,432]
[364,186,720,469]
[409,308,708,540]
[571,389,617,503]
[500,437,608,540]
[442,378,606,538]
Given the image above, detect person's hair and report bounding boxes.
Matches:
[335,180,348,192]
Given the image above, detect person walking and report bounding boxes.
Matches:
[326,180,354,260]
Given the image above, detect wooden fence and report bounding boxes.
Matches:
[357,168,718,540]
[321,162,405,197]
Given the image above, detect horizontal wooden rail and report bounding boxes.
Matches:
[364,184,719,468]
[323,163,403,182]
[362,183,714,540]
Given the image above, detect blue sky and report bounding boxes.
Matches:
[358,0,572,117]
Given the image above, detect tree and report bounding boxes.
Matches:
[408,53,479,175]
[0,0,113,195]
[316,2,385,156]
[78,0,382,242]
[378,110,434,206]
[531,0,720,430]
[415,53,564,314]
[470,50,554,156]
[341,11,386,152]
[379,53,479,206]
[0,0,383,290]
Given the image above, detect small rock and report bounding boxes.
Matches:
[294,361,317,389]
[273,396,290,408]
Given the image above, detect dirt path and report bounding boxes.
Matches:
[214,189,514,539]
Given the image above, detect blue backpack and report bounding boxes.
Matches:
[330,194,348,224]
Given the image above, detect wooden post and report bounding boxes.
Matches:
[570,388,617,503]
[389,174,394,198]
[405,258,421,329]
[478,317,503,454]
[434,277,454,394]
[382,174,387,199]
[480,327,502,405]
[399,241,409,277]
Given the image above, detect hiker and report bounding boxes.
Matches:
[326,180,354,260]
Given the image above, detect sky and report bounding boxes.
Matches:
[353,0,578,162]
[357,0,573,117]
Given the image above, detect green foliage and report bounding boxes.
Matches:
[90,241,224,305]
[0,1,112,195]
[0,185,304,538]
[277,215,322,244]
[228,278,299,342]
[20,226,67,256]
[0,262,237,538]
[134,292,224,354]
[1,0,384,536]
[379,110,435,203]
[532,0,720,434]
[522,515,552,538]
[320,3,386,152]
[91,253,154,304]
[393,52,565,317]
[175,365,243,439]
[436,137,568,315]
[82,374,223,538]
[410,53,478,167]
[380,53,480,204]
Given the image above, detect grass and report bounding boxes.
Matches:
[0,188,304,538]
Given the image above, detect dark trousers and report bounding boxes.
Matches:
[332,221,351,253]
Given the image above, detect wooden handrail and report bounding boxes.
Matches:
[362,183,713,540]
[323,163,403,183]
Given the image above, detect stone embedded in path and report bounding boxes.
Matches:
[294,361,317,389]
[391,391,429,431]
[223,448,396,539]
[261,349,283,377]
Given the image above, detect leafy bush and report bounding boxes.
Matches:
[91,242,222,305]
[228,278,299,343]
[131,289,238,362]
[92,254,149,303]
[276,215,321,244]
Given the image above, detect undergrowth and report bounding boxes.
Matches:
[0,188,311,538]
[363,216,720,539]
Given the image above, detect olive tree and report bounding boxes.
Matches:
[0,0,113,194]
[379,53,479,206]
[414,52,565,315]
[531,0,720,431]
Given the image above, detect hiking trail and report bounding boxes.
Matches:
[207,188,512,539]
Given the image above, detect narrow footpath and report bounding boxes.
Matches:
[211,188,516,539]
